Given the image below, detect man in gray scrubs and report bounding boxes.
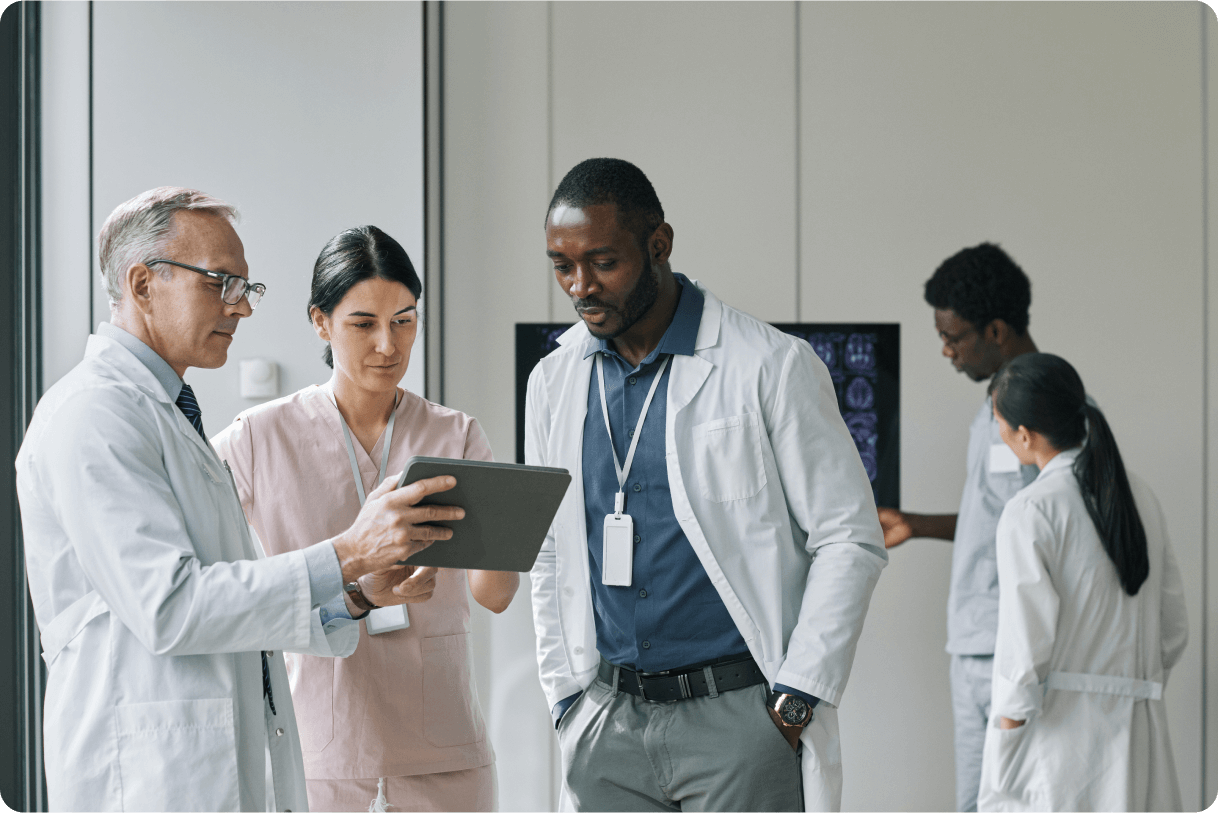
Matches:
[879,243,1038,812]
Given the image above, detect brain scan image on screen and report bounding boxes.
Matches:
[809,335,837,374]
[771,323,898,506]
[845,377,875,411]
[543,327,567,353]
[845,333,876,372]
[845,411,880,481]
[518,321,900,507]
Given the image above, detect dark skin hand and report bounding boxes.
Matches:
[881,307,1038,548]
[878,509,957,548]
[547,201,810,746]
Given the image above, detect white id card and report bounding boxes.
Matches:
[988,442,1021,474]
[366,604,410,635]
[602,513,634,587]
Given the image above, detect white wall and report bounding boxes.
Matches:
[1206,6,1218,804]
[79,1,425,430]
[442,3,1215,810]
[39,0,91,389]
[443,4,557,808]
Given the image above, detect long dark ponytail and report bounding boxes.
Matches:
[989,353,1148,595]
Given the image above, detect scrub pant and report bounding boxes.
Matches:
[558,677,802,812]
[950,654,993,813]
[304,764,496,812]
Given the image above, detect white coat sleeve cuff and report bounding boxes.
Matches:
[773,669,842,709]
[302,540,344,607]
[991,669,1044,719]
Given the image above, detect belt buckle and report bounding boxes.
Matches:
[635,671,648,701]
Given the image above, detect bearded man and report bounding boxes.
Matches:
[525,158,887,812]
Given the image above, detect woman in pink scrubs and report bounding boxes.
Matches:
[213,225,519,812]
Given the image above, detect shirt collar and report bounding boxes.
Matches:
[96,322,185,399]
[583,273,705,364]
[1037,446,1082,480]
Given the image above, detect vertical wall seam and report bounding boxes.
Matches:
[1201,5,1210,806]
[793,0,801,323]
[87,1,93,334]
[421,0,430,402]
[545,4,557,806]
[546,1,554,324]
[422,1,445,405]
[437,1,446,406]
[17,3,43,806]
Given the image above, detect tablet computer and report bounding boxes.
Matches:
[396,456,571,572]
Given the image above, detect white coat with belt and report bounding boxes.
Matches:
[15,333,358,812]
[526,280,888,811]
[979,449,1187,811]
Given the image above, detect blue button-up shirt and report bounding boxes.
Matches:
[552,278,817,724]
[581,276,748,671]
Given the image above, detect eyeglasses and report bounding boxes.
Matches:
[146,258,266,309]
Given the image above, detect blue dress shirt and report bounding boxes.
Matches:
[580,275,749,673]
[552,278,818,725]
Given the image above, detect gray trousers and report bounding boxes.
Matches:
[557,675,802,812]
[949,654,994,813]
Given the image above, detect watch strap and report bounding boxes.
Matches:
[344,581,378,618]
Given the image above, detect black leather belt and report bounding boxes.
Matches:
[597,655,765,702]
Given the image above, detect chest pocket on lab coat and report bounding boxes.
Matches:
[691,413,768,502]
[174,439,246,565]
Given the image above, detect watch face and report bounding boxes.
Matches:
[779,697,810,725]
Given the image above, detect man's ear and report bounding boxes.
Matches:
[310,306,330,342]
[126,263,156,315]
[988,318,1012,346]
[649,222,675,266]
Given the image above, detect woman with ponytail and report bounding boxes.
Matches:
[213,226,515,812]
[977,353,1187,812]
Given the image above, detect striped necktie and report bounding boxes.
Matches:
[175,383,276,715]
[175,383,205,440]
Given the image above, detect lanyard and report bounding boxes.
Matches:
[331,388,399,506]
[596,352,670,517]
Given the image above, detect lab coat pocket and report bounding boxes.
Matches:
[691,413,768,502]
[114,698,239,812]
[980,719,1035,809]
[422,633,485,748]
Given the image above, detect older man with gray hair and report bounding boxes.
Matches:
[16,187,462,812]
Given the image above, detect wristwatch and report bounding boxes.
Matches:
[766,689,812,750]
[344,581,379,619]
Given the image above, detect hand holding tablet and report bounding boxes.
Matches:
[395,456,572,572]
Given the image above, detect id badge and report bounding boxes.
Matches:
[988,442,1021,474]
[602,513,634,587]
[366,604,410,635]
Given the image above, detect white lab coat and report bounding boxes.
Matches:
[979,449,1187,812]
[525,280,888,811]
[15,334,358,812]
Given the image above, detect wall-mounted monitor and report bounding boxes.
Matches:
[516,322,899,508]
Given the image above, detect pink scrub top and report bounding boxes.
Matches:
[212,383,495,780]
